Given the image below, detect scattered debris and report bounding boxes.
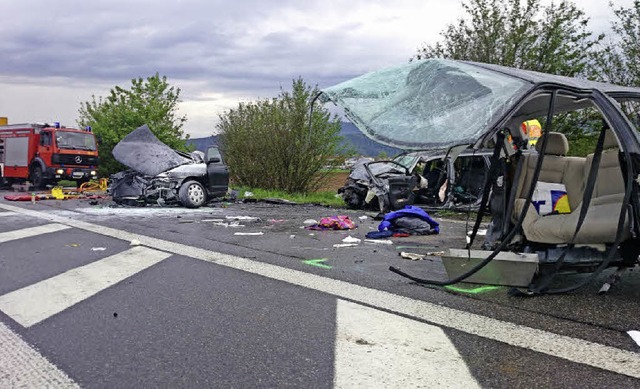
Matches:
[244,191,254,198]
[358,215,369,220]
[91,247,107,251]
[467,229,487,236]
[289,235,296,239]
[234,232,264,236]
[303,219,318,226]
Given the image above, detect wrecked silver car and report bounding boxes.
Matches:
[108,125,229,208]
[321,59,640,294]
[339,149,492,212]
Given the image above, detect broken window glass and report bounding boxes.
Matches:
[321,59,531,150]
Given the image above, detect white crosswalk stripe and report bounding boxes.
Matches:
[334,299,479,388]
[0,246,171,327]
[0,322,79,388]
[0,223,71,244]
[0,211,17,217]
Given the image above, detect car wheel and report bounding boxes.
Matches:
[179,180,207,208]
[30,165,46,189]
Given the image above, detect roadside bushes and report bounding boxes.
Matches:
[217,78,344,193]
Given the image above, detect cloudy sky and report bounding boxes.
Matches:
[0,0,634,138]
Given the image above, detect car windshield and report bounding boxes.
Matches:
[55,130,97,151]
[320,59,531,150]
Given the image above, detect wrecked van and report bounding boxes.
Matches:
[320,59,640,294]
[339,149,492,212]
[108,125,229,208]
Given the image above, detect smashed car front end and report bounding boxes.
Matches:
[108,125,209,206]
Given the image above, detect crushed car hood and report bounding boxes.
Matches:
[320,59,640,150]
[112,124,192,176]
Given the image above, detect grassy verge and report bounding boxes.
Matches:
[234,187,345,208]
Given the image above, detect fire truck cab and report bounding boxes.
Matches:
[0,122,99,188]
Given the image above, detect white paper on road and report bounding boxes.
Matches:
[0,246,170,327]
[334,299,479,388]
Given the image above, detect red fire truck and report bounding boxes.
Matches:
[0,122,99,188]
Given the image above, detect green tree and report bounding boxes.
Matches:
[593,0,640,87]
[217,78,344,193]
[78,73,189,176]
[415,0,602,77]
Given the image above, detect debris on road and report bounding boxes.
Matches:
[342,236,361,244]
[305,215,357,231]
[234,232,264,236]
[364,239,393,245]
[333,243,359,248]
[400,251,446,260]
[91,247,106,251]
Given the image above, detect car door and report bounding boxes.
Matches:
[205,146,229,195]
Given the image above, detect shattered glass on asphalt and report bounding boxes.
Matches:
[321,59,530,150]
[112,124,192,176]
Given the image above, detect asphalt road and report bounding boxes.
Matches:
[1,191,639,388]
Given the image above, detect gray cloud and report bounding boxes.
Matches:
[0,0,633,137]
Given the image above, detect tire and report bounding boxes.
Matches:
[30,165,46,189]
[178,180,207,208]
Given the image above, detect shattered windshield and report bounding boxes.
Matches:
[55,130,97,151]
[321,59,531,149]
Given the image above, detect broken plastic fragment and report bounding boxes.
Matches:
[303,219,318,225]
[364,239,393,245]
[91,247,107,251]
[400,252,427,261]
[333,243,359,248]
[234,232,264,236]
[342,236,362,244]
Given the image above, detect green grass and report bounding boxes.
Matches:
[234,187,345,207]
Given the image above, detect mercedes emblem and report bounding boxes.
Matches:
[75,156,82,163]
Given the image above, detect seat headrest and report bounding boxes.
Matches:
[603,129,619,149]
[536,132,568,156]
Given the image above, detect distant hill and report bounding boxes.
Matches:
[187,122,403,157]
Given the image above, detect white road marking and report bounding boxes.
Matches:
[334,299,479,388]
[0,211,17,217]
[0,246,170,327]
[0,223,71,244]
[1,203,640,379]
[0,322,78,388]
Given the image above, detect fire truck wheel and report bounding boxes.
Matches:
[29,165,47,189]
[178,180,206,208]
